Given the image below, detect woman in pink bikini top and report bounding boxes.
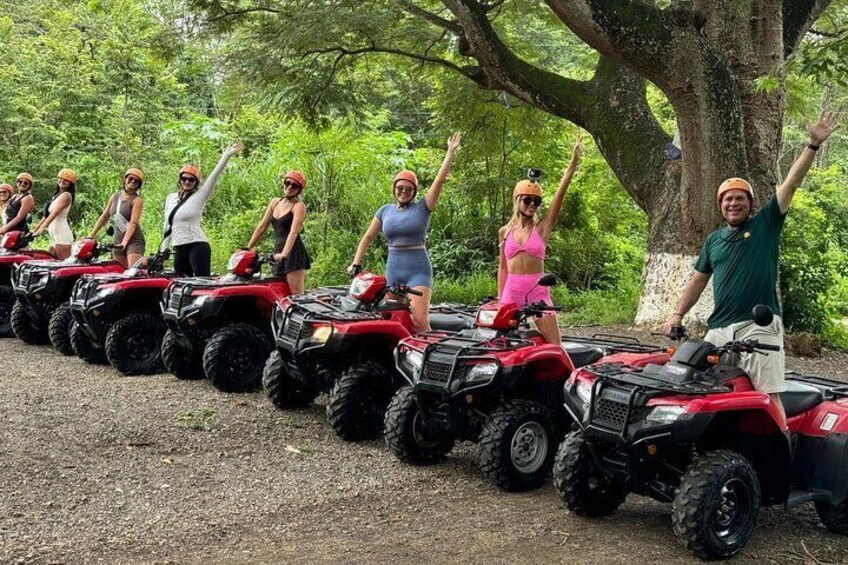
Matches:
[498,133,583,345]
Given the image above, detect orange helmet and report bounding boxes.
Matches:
[393,170,418,190]
[513,180,543,200]
[178,165,202,183]
[717,177,754,205]
[16,172,33,185]
[57,168,78,184]
[284,170,306,189]
[124,167,144,183]
[0,183,12,194]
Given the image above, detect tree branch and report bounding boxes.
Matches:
[301,44,480,80]
[393,1,463,34]
[204,6,280,23]
[783,0,835,58]
[439,0,595,126]
[544,0,682,89]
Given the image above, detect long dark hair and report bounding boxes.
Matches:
[42,183,75,218]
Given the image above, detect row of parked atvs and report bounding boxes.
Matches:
[1,229,847,560]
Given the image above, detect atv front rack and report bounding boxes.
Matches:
[561,333,664,354]
[586,363,731,395]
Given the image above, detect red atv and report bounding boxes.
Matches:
[384,274,668,491]
[11,233,124,351]
[0,231,54,337]
[263,269,475,441]
[69,249,175,374]
[554,306,848,560]
[161,249,304,392]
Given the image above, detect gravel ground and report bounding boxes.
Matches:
[2,327,848,565]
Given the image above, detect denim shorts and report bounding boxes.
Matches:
[386,248,433,289]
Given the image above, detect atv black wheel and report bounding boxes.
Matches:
[48,303,74,355]
[203,323,271,393]
[161,329,204,380]
[384,385,454,465]
[326,361,394,442]
[10,299,48,344]
[553,430,627,517]
[479,399,558,491]
[105,313,166,375]
[262,350,319,409]
[70,320,108,364]
[0,286,15,337]
[672,450,760,560]
[815,499,848,535]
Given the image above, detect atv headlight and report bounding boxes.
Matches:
[96,287,114,299]
[476,309,497,326]
[646,405,685,425]
[466,362,498,383]
[575,379,593,407]
[190,295,209,307]
[310,324,332,344]
[404,350,424,374]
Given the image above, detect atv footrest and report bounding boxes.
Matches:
[785,489,832,509]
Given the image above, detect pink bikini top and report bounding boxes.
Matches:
[504,227,546,260]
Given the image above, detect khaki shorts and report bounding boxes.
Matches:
[704,316,785,394]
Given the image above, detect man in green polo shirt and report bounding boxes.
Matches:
[662,111,839,425]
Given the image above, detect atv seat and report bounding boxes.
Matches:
[779,381,824,418]
[562,342,605,368]
[430,314,474,332]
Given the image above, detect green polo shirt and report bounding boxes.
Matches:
[694,196,786,329]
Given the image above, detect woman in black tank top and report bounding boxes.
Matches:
[0,173,35,236]
[88,168,146,267]
[246,170,311,293]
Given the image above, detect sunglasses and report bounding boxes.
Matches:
[520,196,542,207]
[125,177,141,185]
[16,180,29,186]
[283,180,302,189]
[179,176,197,184]
[395,185,415,194]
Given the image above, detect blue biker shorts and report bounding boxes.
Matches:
[385,248,433,289]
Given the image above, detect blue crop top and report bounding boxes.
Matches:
[375,199,431,246]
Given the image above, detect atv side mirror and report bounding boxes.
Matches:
[752,305,773,327]
[537,273,557,287]
[105,226,115,237]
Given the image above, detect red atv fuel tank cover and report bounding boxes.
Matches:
[349,272,386,303]
[1,231,23,250]
[228,250,257,278]
[72,239,97,261]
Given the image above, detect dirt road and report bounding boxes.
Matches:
[1,333,847,564]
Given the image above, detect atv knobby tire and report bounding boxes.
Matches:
[553,430,628,517]
[479,399,557,492]
[70,320,108,364]
[161,329,204,380]
[10,299,48,344]
[327,361,394,442]
[671,450,760,560]
[48,303,74,355]
[262,350,318,409]
[384,385,454,465]
[105,313,166,375]
[203,323,270,393]
[815,499,848,535]
[0,285,15,337]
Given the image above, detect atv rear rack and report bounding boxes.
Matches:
[586,362,731,395]
[786,371,848,400]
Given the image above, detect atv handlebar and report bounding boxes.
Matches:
[719,339,781,355]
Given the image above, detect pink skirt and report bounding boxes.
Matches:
[500,272,554,316]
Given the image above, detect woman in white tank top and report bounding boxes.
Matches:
[33,168,76,260]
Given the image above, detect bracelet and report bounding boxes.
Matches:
[807,143,821,151]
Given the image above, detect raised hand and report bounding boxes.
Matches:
[572,130,584,162]
[806,110,840,146]
[229,141,245,155]
[447,132,462,152]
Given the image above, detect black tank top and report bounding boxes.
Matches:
[5,192,31,232]
[272,210,295,247]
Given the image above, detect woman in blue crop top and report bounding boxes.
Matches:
[348,132,461,332]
